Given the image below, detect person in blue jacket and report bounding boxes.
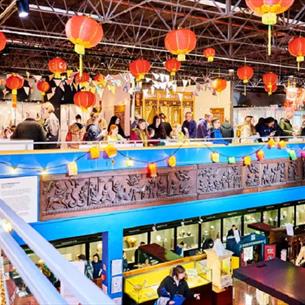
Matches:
[91,254,103,280]
[182,112,197,139]
[210,118,228,144]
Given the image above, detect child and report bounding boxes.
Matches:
[210,119,227,144]
[170,123,187,142]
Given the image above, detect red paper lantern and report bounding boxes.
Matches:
[288,37,305,70]
[65,16,103,77]
[237,65,254,84]
[165,29,196,61]
[6,74,24,108]
[212,79,227,93]
[48,57,67,79]
[73,91,96,110]
[0,32,7,52]
[263,72,278,95]
[246,0,294,55]
[203,48,216,62]
[129,59,151,81]
[75,72,90,84]
[37,80,50,96]
[164,58,181,76]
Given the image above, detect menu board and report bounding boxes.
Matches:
[0,176,38,223]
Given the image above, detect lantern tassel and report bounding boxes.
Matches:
[12,93,17,109]
[79,54,83,78]
[244,84,246,96]
[268,25,272,56]
[297,61,300,71]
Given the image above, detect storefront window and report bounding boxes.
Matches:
[263,209,278,227]
[280,206,294,226]
[296,204,305,225]
[223,216,242,241]
[177,224,199,250]
[244,212,261,234]
[89,241,103,259]
[57,244,86,261]
[201,219,221,242]
[123,233,148,263]
[151,228,174,250]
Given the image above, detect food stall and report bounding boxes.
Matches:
[124,254,212,305]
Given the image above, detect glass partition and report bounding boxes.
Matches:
[263,209,278,227]
[150,228,174,250]
[280,206,295,226]
[296,204,305,225]
[177,224,199,250]
[223,216,242,241]
[201,219,221,241]
[123,233,148,263]
[244,212,261,234]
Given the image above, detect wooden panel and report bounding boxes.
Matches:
[210,108,225,123]
[40,159,305,221]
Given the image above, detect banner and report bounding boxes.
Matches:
[264,244,276,261]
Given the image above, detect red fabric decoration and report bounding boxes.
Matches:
[74,91,96,110]
[37,80,50,96]
[129,59,151,81]
[164,58,181,76]
[48,57,67,79]
[203,48,216,62]
[211,79,227,93]
[0,32,7,52]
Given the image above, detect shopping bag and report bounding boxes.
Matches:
[172,294,185,305]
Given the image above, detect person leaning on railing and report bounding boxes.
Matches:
[130,118,149,146]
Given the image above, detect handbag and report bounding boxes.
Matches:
[172,294,185,305]
[154,297,170,305]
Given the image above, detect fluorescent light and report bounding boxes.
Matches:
[17,0,29,18]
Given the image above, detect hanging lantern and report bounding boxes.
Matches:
[94,73,106,87]
[288,149,297,161]
[263,72,278,95]
[104,144,117,158]
[36,80,50,96]
[65,16,103,77]
[165,28,196,61]
[129,59,151,82]
[6,74,24,108]
[147,163,157,178]
[168,155,177,167]
[75,71,90,85]
[211,152,220,163]
[89,146,100,159]
[243,156,252,166]
[212,79,227,94]
[300,150,305,159]
[73,90,96,111]
[245,0,294,56]
[164,58,181,77]
[267,138,276,148]
[256,150,265,161]
[0,32,7,52]
[288,37,305,71]
[48,57,67,79]
[203,48,216,62]
[237,65,254,95]
[228,156,236,164]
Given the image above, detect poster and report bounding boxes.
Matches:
[111,276,122,294]
[264,244,276,261]
[0,176,38,223]
[111,259,122,276]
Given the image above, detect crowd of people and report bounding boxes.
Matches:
[1,104,304,149]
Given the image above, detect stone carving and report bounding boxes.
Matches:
[244,164,260,187]
[197,165,242,194]
[40,159,305,220]
[261,162,285,186]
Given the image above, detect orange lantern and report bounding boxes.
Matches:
[237,65,254,95]
[203,48,216,62]
[212,79,227,94]
[256,150,265,161]
[75,72,90,85]
[245,0,294,56]
[65,16,103,77]
[94,73,106,87]
[6,74,24,108]
[36,80,50,96]
[263,72,278,95]
[243,156,252,166]
[48,57,67,79]
[147,163,157,178]
[288,37,305,71]
[165,29,196,61]
[0,32,7,52]
[73,90,96,110]
[129,59,151,82]
[164,58,181,77]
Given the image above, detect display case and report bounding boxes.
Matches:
[124,255,212,305]
[124,233,148,263]
[205,249,234,289]
[176,224,199,250]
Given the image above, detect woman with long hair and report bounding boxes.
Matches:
[107,116,125,138]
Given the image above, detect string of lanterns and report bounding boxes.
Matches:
[0,140,303,179]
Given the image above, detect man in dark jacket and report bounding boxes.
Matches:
[182,112,197,138]
[159,113,172,137]
[197,113,212,139]
[11,111,46,149]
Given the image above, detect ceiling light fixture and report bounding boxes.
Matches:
[17,0,29,18]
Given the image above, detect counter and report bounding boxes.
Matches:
[124,254,212,305]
